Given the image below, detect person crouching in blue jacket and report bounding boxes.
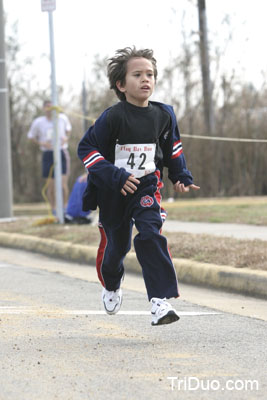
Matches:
[77,46,200,326]
[64,173,93,224]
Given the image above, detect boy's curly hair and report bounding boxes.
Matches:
[107,46,158,101]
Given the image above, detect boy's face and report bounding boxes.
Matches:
[116,57,155,107]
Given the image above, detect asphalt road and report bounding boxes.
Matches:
[0,248,266,400]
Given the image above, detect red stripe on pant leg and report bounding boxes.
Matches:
[96,225,107,287]
[155,188,161,206]
[154,170,163,207]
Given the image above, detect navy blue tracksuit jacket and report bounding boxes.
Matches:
[77,100,194,300]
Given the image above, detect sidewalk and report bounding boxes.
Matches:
[163,220,267,241]
[0,224,267,300]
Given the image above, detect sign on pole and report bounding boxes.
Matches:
[41,0,56,12]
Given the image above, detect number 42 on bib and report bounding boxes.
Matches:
[114,143,156,178]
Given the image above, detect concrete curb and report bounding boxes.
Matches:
[0,232,267,300]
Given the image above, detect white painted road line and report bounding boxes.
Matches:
[65,310,221,316]
[0,307,221,316]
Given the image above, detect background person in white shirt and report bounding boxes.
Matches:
[27,100,72,214]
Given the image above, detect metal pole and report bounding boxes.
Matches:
[0,0,13,218]
[48,11,64,223]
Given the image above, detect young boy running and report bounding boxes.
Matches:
[78,47,200,326]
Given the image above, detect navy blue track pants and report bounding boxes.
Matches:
[96,179,179,301]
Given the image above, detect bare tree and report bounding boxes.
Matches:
[197,0,215,134]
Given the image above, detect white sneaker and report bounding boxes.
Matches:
[102,288,122,315]
[151,298,180,326]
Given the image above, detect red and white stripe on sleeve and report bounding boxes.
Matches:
[83,151,105,169]
[171,140,183,159]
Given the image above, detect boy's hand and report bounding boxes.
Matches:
[121,175,140,196]
[173,181,200,193]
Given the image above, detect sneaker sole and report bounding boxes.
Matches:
[151,310,180,326]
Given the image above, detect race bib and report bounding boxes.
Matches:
[114,143,156,178]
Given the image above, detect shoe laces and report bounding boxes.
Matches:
[151,297,169,313]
